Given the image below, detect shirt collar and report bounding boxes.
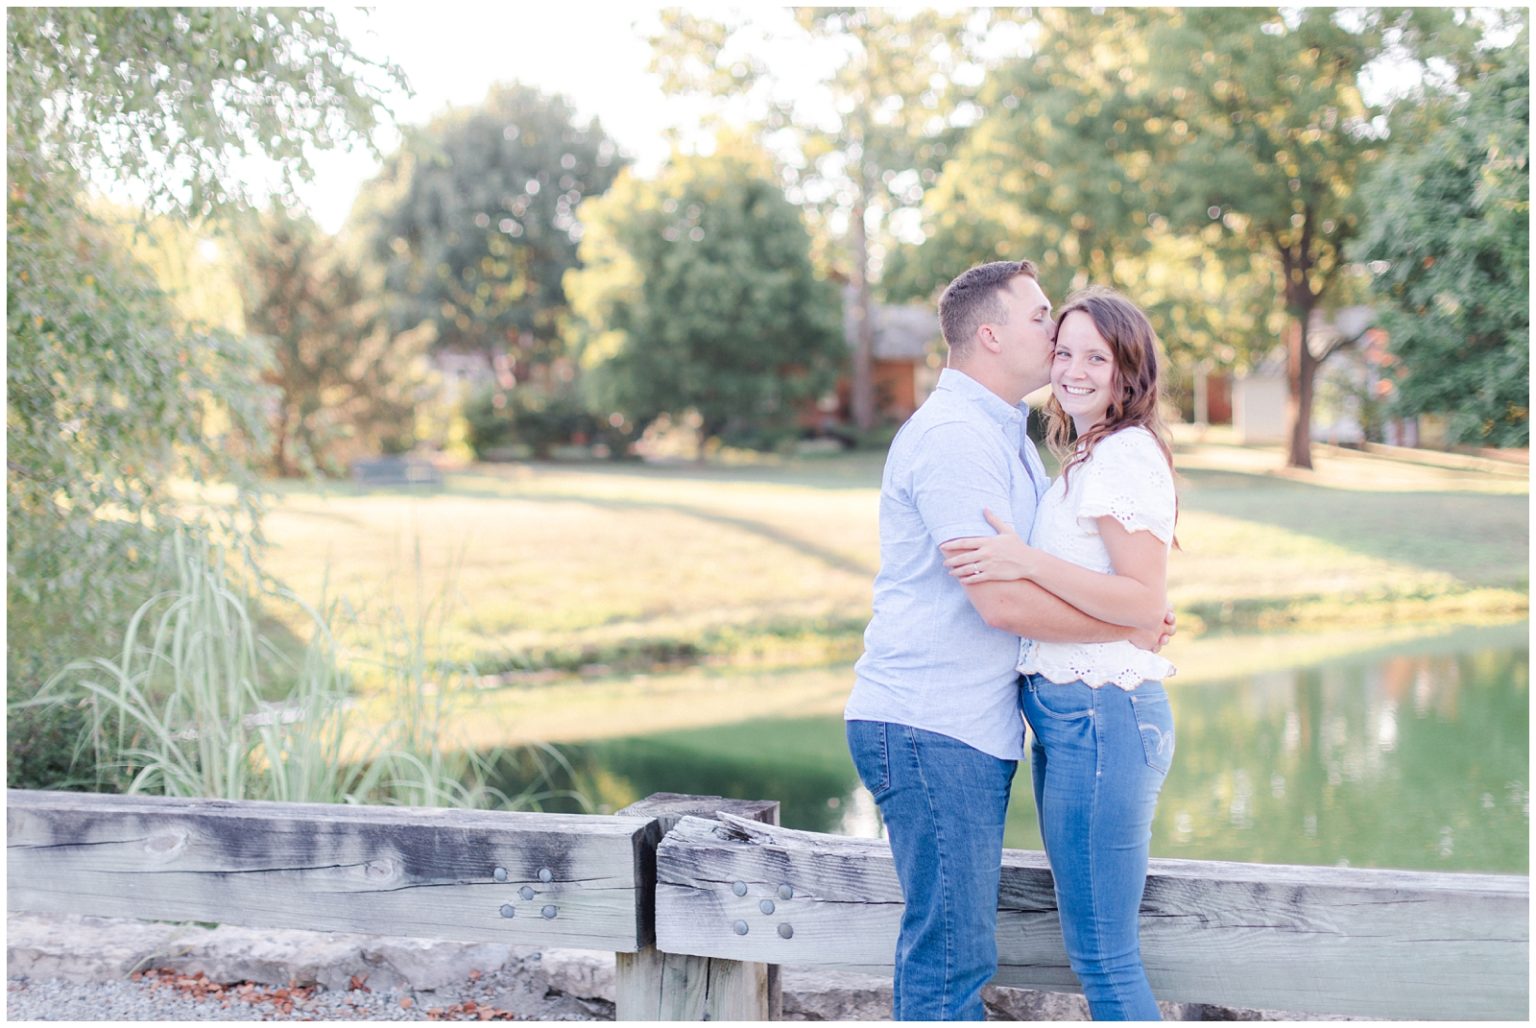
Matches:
[936,367,1027,429]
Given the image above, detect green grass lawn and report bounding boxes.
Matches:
[256,440,1527,690]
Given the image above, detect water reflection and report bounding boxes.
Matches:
[486,623,1528,874]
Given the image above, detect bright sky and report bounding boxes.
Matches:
[301,5,775,233]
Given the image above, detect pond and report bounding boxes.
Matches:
[486,621,1529,875]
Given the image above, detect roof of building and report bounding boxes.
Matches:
[843,284,941,361]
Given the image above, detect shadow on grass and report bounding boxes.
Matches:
[397,485,882,580]
[1178,466,1529,588]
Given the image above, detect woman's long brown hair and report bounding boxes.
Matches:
[1043,286,1178,539]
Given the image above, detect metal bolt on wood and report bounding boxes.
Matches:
[538,867,553,883]
[777,923,794,939]
[731,881,748,896]
[519,886,535,900]
[541,905,557,919]
[493,867,508,882]
[777,884,793,900]
[732,920,749,935]
[759,899,775,914]
[499,904,515,919]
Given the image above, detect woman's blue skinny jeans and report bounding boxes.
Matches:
[1021,674,1175,1021]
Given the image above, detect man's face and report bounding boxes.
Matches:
[989,275,1055,395]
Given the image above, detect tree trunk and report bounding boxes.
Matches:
[849,180,876,432]
[1285,315,1317,470]
[273,399,297,478]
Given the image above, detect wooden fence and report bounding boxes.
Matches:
[8,788,1528,1020]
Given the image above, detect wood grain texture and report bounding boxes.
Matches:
[614,794,779,1022]
[615,946,769,1021]
[7,790,654,951]
[655,814,1530,1019]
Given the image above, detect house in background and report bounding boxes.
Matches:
[809,284,943,431]
[1224,306,1416,446]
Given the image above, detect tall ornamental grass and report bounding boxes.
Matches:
[18,532,582,810]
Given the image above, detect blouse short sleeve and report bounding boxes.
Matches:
[1071,427,1176,545]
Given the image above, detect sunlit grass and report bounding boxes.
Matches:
[253,443,1526,689]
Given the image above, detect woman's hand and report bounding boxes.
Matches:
[939,508,1038,583]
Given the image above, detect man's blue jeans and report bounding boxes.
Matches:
[1021,675,1175,1021]
[846,719,1017,1020]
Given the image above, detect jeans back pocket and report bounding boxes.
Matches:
[846,719,892,799]
[1130,687,1176,775]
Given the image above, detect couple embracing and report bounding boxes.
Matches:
[845,260,1179,1021]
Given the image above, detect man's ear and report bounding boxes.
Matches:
[976,325,1001,355]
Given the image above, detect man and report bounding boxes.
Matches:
[844,260,1171,1020]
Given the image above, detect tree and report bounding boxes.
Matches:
[883,8,1283,373]
[1351,29,1529,446]
[648,8,983,429]
[1140,8,1492,468]
[239,207,439,476]
[566,141,844,456]
[352,82,624,380]
[7,8,400,782]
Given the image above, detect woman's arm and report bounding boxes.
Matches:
[940,509,1168,631]
[964,577,1175,650]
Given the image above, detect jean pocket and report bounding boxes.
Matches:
[846,720,892,799]
[1025,680,1094,721]
[1130,687,1176,774]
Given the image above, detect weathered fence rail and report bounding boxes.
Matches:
[655,813,1529,1020]
[6,789,659,951]
[7,788,1529,1020]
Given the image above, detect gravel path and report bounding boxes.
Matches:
[6,964,612,1022]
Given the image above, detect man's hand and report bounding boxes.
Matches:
[1128,608,1177,653]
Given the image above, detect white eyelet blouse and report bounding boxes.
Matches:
[1016,425,1177,689]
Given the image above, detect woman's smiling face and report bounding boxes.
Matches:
[1050,311,1118,432]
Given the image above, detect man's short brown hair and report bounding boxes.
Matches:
[938,260,1040,358]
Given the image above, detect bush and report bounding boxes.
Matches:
[464,383,632,461]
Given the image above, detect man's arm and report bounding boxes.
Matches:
[965,579,1173,650]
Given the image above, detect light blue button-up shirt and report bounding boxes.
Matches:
[845,368,1051,761]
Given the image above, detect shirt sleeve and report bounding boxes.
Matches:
[1072,429,1176,545]
[906,420,1019,547]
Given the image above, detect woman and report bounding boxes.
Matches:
[939,286,1177,1020]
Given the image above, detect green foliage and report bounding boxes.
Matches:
[884,7,1283,369]
[7,7,404,782]
[17,533,580,808]
[566,144,844,449]
[463,382,632,461]
[352,82,625,371]
[1138,8,1497,465]
[238,206,439,476]
[6,8,404,218]
[7,189,274,753]
[1351,30,1530,446]
[648,8,985,427]
[890,8,1518,466]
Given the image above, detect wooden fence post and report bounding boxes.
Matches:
[614,793,780,1021]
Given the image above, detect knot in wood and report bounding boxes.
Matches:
[144,829,187,856]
